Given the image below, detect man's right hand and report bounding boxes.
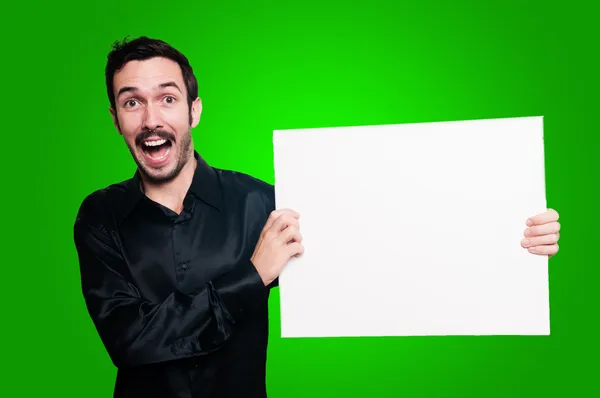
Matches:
[250,209,304,286]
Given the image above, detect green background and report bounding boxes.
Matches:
[3,0,598,397]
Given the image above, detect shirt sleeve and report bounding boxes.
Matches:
[260,183,280,289]
[73,202,269,368]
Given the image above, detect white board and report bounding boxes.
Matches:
[273,116,549,338]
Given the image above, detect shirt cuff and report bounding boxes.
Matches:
[210,260,270,321]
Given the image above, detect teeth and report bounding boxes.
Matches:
[144,139,167,147]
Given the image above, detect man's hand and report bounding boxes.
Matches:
[251,209,304,286]
[521,208,560,257]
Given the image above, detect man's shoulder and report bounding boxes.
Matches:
[75,178,136,228]
[215,168,274,200]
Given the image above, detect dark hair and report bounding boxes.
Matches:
[105,36,198,114]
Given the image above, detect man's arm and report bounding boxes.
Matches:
[74,216,268,368]
[261,184,280,289]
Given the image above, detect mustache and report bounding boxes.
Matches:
[135,129,176,146]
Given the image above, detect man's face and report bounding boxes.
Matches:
[110,57,201,183]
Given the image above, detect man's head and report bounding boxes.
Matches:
[105,36,202,183]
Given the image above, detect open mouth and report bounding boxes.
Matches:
[141,138,173,163]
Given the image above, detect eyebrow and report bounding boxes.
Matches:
[117,81,183,98]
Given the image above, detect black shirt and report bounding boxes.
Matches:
[73,151,277,398]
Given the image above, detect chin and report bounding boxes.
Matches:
[140,164,181,183]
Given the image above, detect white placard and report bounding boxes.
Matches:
[273,116,549,338]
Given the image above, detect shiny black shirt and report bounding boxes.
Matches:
[73,152,277,398]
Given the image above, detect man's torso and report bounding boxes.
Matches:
[78,157,276,397]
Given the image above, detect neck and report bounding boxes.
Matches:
[141,154,197,215]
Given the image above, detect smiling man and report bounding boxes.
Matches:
[73,36,561,398]
[74,37,303,398]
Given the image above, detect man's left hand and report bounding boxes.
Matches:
[521,209,560,257]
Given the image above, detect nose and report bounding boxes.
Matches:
[142,103,163,132]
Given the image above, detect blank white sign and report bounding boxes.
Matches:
[273,116,550,338]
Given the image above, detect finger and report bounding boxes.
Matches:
[527,244,559,256]
[524,221,560,237]
[270,213,300,234]
[526,208,559,226]
[521,233,559,248]
[287,242,304,257]
[263,209,300,231]
[278,226,302,245]
[263,210,287,232]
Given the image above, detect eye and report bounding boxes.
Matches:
[163,96,176,104]
[123,99,139,108]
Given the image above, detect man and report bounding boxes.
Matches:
[73,36,561,398]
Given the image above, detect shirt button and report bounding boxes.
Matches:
[182,263,188,270]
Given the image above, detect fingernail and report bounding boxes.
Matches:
[526,219,533,226]
[522,239,530,247]
[528,247,536,253]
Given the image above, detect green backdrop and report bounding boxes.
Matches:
[3,0,598,397]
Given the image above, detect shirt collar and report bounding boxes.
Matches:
[188,150,223,210]
[117,151,222,223]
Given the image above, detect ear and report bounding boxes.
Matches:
[109,106,122,134]
[190,97,202,128]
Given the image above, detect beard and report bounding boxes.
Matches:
[127,127,194,184]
